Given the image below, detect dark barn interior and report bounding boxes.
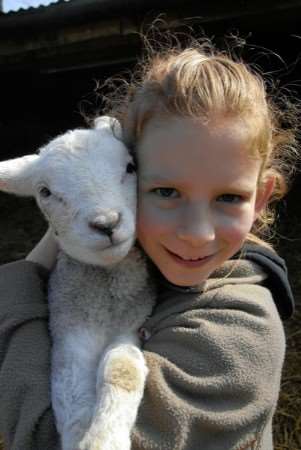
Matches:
[0,1,301,448]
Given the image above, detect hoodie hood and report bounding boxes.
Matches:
[233,243,295,320]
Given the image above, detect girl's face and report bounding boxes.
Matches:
[137,115,273,286]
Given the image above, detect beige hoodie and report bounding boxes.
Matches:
[0,256,285,450]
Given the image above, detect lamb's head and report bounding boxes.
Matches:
[0,117,138,266]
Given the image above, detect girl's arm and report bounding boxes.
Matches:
[132,282,285,450]
[0,235,60,450]
[26,228,58,271]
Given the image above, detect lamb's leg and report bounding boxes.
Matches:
[51,330,105,450]
[79,333,147,450]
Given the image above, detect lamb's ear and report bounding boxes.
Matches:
[94,116,122,139]
[0,154,39,196]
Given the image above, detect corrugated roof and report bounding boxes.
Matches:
[3,0,70,14]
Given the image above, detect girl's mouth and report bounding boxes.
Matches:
[165,247,214,268]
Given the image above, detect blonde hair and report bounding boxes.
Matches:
[104,37,299,248]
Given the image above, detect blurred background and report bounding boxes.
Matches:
[0,1,300,448]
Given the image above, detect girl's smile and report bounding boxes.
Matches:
[136,115,273,286]
[163,247,216,268]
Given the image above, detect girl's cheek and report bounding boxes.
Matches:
[137,197,175,237]
[137,203,163,235]
[218,211,255,242]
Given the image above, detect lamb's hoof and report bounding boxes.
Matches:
[103,346,148,393]
[78,434,100,450]
[79,432,130,450]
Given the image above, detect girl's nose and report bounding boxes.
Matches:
[176,203,215,246]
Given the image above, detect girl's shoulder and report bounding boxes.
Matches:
[231,242,294,320]
[150,243,293,330]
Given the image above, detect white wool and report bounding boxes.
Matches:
[0,116,156,450]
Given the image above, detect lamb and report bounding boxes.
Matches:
[0,116,156,450]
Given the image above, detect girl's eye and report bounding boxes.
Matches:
[152,188,179,198]
[126,162,136,174]
[217,194,243,204]
[39,187,52,198]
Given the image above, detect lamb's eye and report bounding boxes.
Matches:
[126,162,136,174]
[39,187,52,198]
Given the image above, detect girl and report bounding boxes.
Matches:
[0,39,298,450]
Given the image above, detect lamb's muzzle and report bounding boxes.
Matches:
[89,211,121,237]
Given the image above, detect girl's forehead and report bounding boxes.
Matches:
[137,115,262,190]
[138,115,257,166]
[141,114,248,144]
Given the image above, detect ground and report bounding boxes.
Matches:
[0,186,300,449]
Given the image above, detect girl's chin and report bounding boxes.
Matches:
[162,270,208,287]
[159,262,212,287]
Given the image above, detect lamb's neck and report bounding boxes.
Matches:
[57,246,150,294]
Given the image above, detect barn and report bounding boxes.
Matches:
[0,1,300,448]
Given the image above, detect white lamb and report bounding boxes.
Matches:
[0,116,156,450]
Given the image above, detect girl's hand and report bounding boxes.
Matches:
[26,228,59,271]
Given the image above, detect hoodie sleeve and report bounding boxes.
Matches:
[132,283,286,450]
[0,260,60,450]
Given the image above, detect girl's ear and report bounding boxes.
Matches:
[254,174,275,220]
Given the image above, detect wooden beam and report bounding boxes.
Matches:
[0,1,300,74]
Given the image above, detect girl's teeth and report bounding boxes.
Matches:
[181,256,203,261]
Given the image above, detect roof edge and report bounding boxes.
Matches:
[1,0,301,35]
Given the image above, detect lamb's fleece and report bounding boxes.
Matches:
[0,116,156,450]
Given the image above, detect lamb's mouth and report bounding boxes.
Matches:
[100,237,133,251]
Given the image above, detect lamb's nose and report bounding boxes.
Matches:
[89,211,121,237]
